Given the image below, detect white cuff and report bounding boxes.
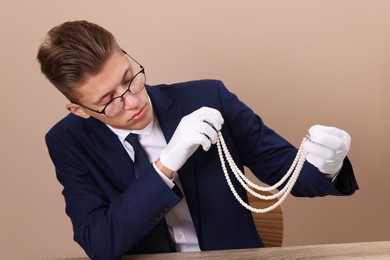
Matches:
[323,170,340,182]
[152,162,175,189]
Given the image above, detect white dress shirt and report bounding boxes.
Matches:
[107,114,201,252]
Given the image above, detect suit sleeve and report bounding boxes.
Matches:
[215,80,358,197]
[45,131,182,260]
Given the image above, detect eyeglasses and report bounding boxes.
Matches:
[72,50,146,118]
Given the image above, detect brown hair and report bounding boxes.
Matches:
[37,20,119,101]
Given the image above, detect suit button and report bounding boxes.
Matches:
[175,233,183,241]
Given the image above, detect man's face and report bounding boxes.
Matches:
[67,49,153,130]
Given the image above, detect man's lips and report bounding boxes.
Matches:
[129,104,146,121]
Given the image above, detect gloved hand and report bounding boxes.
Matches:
[160,107,224,172]
[303,125,351,176]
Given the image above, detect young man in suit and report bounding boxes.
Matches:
[37,20,358,260]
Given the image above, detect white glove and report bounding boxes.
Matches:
[303,125,351,176]
[160,107,224,172]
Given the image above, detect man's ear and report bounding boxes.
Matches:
[66,103,91,119]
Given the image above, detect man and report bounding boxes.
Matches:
[37,20,358,260]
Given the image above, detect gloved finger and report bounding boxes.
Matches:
[198,107,224,131]
[192,133,212,151]
[303,140,343,161]
[197,123,219,144]
[306,153,325,168]
[309,125,349,139]
[308,125,351,151]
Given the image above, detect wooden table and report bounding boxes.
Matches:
[124,241,390,259]
[56,241,390,259]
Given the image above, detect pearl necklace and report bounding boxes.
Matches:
[216,131,309,213]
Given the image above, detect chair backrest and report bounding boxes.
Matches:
[247,191,284,247]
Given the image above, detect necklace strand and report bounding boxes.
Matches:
[216,132,308,213]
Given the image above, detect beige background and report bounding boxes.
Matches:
[1,0,389,259]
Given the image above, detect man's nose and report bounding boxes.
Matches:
[123,91,139,109]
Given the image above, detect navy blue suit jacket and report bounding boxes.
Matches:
[46,80,358,259]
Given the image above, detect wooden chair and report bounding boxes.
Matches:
[247,191,284,247]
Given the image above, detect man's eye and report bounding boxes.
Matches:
[101,97,114,106]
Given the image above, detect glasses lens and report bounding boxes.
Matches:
[129,71,146,94]
[105,97,124,117]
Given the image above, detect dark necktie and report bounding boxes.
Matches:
[125,133,150,178]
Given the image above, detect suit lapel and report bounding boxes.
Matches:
[146,86,180,142]
[87,118,136,191]
[147,86,201,237]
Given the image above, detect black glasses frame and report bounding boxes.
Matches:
[71,50,146,118]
